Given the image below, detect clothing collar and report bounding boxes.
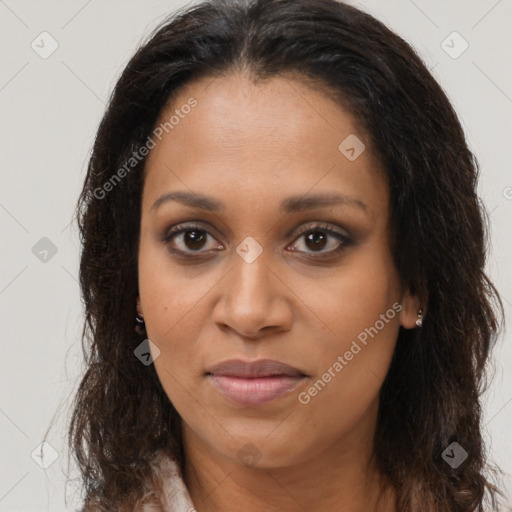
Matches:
[143,454,195,512]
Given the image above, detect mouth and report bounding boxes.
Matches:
[205,359,308,407]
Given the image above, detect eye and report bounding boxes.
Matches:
[161,221,352,258]
[288,223,352,256]
[162,222,223,254]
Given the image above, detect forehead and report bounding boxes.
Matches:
[142,72,387,218]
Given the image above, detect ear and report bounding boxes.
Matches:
[136,296,143,317]
[399,288,423,329]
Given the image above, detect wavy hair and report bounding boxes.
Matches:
[67,0,506,510]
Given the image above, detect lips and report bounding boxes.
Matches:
[206,359,306,378]
[205,359,307,407]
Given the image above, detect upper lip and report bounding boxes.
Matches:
[206,359,306,378]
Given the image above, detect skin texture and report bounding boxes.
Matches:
[137,72,421,512]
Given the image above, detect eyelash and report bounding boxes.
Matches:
[161,221,353,259]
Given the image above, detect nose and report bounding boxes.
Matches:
[211,247,293,339]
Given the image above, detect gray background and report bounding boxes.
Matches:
[1,0,511,510]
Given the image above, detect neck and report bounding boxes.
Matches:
[181,402,396,512]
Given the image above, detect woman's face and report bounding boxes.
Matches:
[138,73,420,468]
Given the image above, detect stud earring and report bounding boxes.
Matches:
[135,314,145,334]
[415,308,423,327]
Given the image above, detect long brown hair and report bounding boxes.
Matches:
[67,0,506,509]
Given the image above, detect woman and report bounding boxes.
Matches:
[69,0,507,510]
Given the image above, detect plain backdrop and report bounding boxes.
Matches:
[1,0,511,510]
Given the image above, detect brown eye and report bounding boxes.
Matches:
[289,223,352,256]
[162,222,223,254]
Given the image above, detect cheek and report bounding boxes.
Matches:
[293,244,400,344]
[290,245,401,416]
[144,290,208,422]
[137,242,211,394]
[292,297,400,458]
[141,275,207,370]
[138,235,217,345]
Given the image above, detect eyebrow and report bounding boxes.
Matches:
[150,191,369,215]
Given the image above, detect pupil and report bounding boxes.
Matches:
[185,230,206,250]
[305,231,327,251]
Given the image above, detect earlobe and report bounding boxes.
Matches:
[135,296,146,335]
[399,289,424,329]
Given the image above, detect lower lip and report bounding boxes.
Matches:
[208,374,306,407]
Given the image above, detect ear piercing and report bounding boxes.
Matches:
[416,308,423,327]
[135,313,145,334]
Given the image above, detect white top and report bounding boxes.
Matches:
[141,454,195,512]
